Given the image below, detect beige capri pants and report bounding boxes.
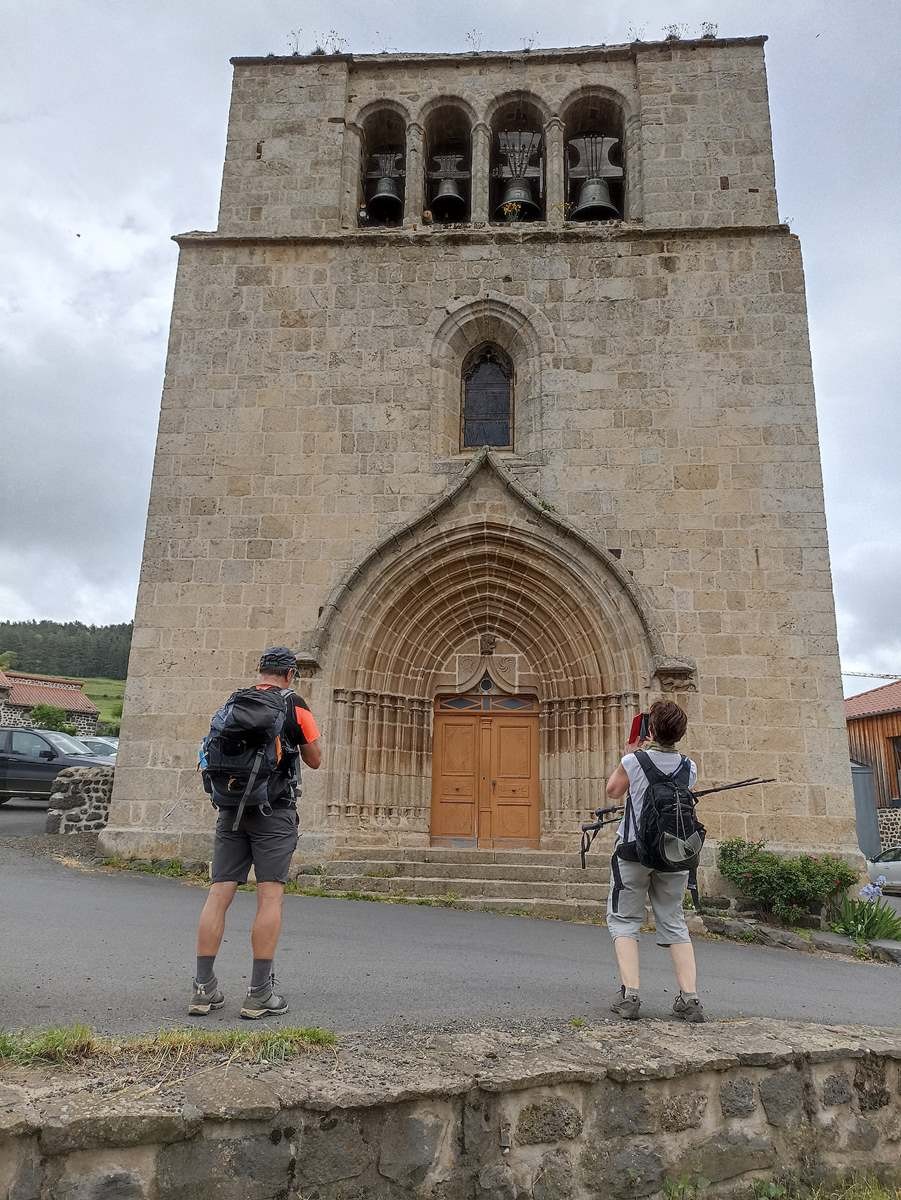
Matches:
[606,853,691,946]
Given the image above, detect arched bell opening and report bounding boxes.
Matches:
[423,103,472,224]
[489,96,545,223]
[360,108,406,227]
[562,93,625,222]
[461,343,514,450]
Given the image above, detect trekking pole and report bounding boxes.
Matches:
[692,777,775,799]
[577,778,776,868]
[579,805,624,870]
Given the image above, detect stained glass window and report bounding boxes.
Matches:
[462,345,513,449]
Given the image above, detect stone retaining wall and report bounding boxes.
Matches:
[45,766,115,834]
[878,807,901,849]
[1,1020,899,1199]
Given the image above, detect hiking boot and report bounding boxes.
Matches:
[673,993,706,1023]
[610,987,641,1020]
[188,977,225,1016]
[240,974,289,1020]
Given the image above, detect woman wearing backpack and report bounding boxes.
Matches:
[604,700,706,1023]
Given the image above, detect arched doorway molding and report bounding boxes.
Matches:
[312,449,695,842]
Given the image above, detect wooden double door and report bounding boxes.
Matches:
[430,694,540,849]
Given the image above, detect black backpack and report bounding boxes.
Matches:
[199,687,296,830]
[612,750,706,911]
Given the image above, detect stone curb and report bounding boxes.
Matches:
[2,1020,899,1142]
[700,913,901,964]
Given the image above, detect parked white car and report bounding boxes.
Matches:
[77,736,117,762]
[866,846,901,892]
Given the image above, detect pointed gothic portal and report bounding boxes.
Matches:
[321,452,662,848]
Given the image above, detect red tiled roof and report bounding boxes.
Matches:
[844,680,901,720]
[0,672,99,716]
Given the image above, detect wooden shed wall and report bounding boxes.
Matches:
[847,711,901,806]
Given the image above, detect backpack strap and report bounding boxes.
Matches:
[610,851,625,914]
[634,750,691,787]
[622,792,636,843]
[231,748,265,832]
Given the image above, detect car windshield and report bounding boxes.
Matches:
[44,732,93,755]
[85,741,116,756]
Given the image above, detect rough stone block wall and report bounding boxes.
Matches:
[105,220,853,861]
[0,704,97,735]
[103,36,854,863]
[1,1023,899,1199]
[878,807,901,849]
[217,39,777,237]
[46,766,115,834]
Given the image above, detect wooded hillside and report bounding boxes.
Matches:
[0,621,132,679]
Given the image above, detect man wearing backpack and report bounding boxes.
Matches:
[190,647,322,1019]
[604,700,706,1023]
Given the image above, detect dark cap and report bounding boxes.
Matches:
[258,646,298,674]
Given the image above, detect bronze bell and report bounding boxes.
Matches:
[494,177,541,219]
[571,176,619,220]
[368,175,403,221]
[431,177,466,221]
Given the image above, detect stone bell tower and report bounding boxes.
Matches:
[103,35,856,873]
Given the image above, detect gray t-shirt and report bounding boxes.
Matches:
[617,749,698,840]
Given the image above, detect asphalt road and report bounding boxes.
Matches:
[1,844,899,1036]
[0,799,48,836]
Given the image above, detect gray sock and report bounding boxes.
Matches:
[680,990,699,1001]
[251,958,273,990]
[623,987,640,1000]
[195,956,216,985]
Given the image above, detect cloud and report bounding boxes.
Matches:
[1,1,899,695]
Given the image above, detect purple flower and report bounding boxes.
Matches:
[859,881,883,901]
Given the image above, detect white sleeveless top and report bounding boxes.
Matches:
[617,750,697,840]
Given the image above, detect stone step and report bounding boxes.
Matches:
[295,887,604,923]
[330,846,605,867]
[321,873,609,903]
[322,859,610,885]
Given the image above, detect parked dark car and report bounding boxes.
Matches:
[0,728,111,805]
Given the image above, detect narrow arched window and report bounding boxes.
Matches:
[461,344,513,449]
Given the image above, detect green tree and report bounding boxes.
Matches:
[29,704,77,735]
[0,650,15,671]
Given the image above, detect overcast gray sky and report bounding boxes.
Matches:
[1,1,898,696]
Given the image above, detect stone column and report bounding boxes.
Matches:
[544,116,566,227]
[624,112,642,220]
[340,123,363,230]
[470,121,491,225]
[403,122,424,226]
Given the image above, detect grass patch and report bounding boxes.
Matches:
[80,677,125,726]
[101,856,207,884]
[750,1180,901,1200]
[0,1023,335,1069]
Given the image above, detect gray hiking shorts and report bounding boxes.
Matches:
[606,853,691,946]
[211,805,299,885]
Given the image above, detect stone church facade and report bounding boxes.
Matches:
[103,36,856,865]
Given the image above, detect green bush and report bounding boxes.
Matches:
[718,839,858,925]
[28,704,76,734]
[830,895,901,943]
